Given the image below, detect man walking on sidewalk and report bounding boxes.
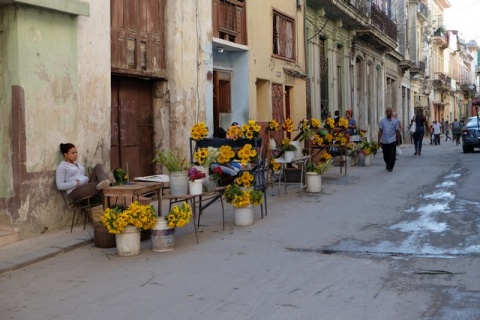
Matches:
[378,107,400,172]
[432,120,441,145]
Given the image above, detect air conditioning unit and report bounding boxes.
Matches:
[219,113,233,130]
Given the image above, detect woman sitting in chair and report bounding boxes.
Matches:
[55,143,111,201]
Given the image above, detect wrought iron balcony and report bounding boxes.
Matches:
[431,29,448,49]
[307,0,370,29]
[354,3,397,53]
[417,1,429,22]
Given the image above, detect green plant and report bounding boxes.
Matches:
[113,167,128,185]
[305,160,333,175]
[153,148,189,172]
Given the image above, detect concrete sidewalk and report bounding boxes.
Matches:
[0,225,94,275]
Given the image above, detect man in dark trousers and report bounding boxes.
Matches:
[378,107,400,172]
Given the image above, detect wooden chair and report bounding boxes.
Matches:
[60,191,97,232]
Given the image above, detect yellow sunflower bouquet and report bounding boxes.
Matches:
[224,184,263,208]
[237,144,257,165]
[241,120,262,139]
[190,122,209,141]
[235,171,255,188]
[101,201,157,234]
[166,202,192,228]
[267,119,279,131]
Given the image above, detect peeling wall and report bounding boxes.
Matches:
[0,1,110,239]
[162,0,211,158]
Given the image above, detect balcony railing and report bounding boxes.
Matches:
[370,4,397,41]
[345,0,370,16]
[417,1,429,21]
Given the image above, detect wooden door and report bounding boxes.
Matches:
[213,70,232,129]
[111,76,154,179]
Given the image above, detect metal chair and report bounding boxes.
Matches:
[60,191,96,232]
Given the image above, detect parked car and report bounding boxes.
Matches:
[461,116,480,153]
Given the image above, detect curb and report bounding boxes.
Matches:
[0,238,93,276]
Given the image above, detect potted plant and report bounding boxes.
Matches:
[224,184,263,226]
[281,138,297,161]
[101,201,157,256]
[153,148,190,196]
[187,167,206,195]
[305,159,333,193]
[112,167,128,185]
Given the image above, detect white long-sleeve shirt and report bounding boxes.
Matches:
[55,161,89,194]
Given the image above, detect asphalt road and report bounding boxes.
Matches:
[1,138,479,320]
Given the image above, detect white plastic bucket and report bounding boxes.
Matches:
[151,219,175,252]
[234,205,254,226]
[305,172,322,193]
[115,225,141,256]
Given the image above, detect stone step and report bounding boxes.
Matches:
[0,226,19,247]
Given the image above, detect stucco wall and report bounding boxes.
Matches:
[163,0,211,155]
[248,0,306,125]
[75,0,110,168]
[0,1,111,238]
[0,7,15,200]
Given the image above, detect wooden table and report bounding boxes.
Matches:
[103,181,165,215]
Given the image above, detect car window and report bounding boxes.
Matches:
[466,117,480,127]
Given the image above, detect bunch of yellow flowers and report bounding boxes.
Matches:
[241,120,262,139]
[224,184,264,208]
[235,171,255,188]
[237,144,257,165]
[226,125,243,141]
[310,118,321,129]
[101,201,157,234]
[282,118,294,132]
[193,147,220,168]
[166,202,192,228]
[217,145,236,164]
[333,132,348,146]
[270,158,281,172]
[338,117,349,129]
[325,118,335,129]
[312,134,324,146]
[190,122,209,141]
[319,152,333,162]
[324,133,333,144]
[267,119,279,131]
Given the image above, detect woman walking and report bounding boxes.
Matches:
[413,110,427,156]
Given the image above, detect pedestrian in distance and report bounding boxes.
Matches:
[378,107,400,172]
[432,120,441,145]
[452,119,461,145]
[445,121,451,141]
[412,109,427,156]
[55,143,111,202]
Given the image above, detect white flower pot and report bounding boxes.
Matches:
[305,172,322,193]
[115,225,141,256]
[284,151,294,162]
[290,141,302,158]
[188,179,203,195]
[234,205,254,226]
[364,154,372,166]
[169,171,188,196]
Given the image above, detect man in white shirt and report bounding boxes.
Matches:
[432,120,441,145]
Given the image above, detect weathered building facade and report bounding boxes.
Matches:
[305,0,399,141]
